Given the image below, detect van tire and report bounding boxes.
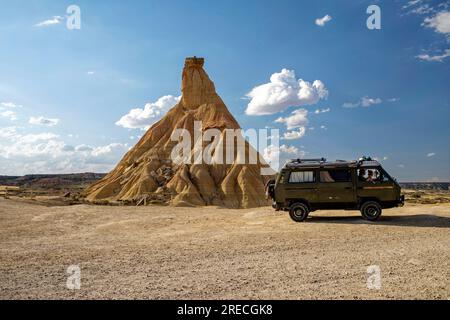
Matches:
[289,203,310,222]
[360,201,382,221]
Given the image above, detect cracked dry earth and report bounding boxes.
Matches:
[0,198,449,299]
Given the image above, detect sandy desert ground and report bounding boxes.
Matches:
[0,197,449,300]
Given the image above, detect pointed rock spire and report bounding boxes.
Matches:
[84,57,270,208]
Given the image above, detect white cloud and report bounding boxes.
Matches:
[320,125,327,130]
[279,145,300,154]
[0,127,19,139]
[403,1,434,15]
[411,5,434,15]
[403,4,449,61]
[34,16,64,27]
[403,0,422,10]
[0,131,60,158]
[1,102,22,108]
[116,95,181,129]
[275,109,308,130]
[91,143,126,157]
[263,144,305,169]
[19,133,59,144]
[0,110,17,121]
[29,116,60,127]
[427,152,436,157]
[416,49,450,62]
[315,14,332,27]
[283,127,306,140]
[245,69,328,116]
[0,127,129,175]
[423,11,450,36]
[0,102,23,121]
[388,98,400,102]
[361,96,382,107]
[87,71,95,75]
[343,96,382,108]
[314,108,330,114]
[75,144,93,152]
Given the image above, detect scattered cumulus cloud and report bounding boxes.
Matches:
[416,49,450,62]
[275,109,308,130]
[0,110,17,121]
[245,69,328,116]
[314,108,330,114]
[116,95,181,129]
[283,127,306,140]
[1,102,22,108]
[0,126,129,175]
[34,16,64,27]
[0,127,19,139]
[422,10,450,37]
[403,0,435,15]
[343,96,382,108]
[361,96,382,107]
[29,116,60,127]
[279,144,300,154]
[403,0,422,10]
[263,144,305,170]
[427,152,436,157]
[0,102,21,120]
[403,2,449,61]
[75,144,93,152]
[315,14,332,27]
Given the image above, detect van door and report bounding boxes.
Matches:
[357,167,397,202]
[284,169,319,204]
[318,168,356,206]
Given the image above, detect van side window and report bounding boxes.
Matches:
[289,171,315,183]
[320,169,351,183]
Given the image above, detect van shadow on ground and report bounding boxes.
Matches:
[307,214,450,228]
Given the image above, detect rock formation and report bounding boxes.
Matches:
[84,57,272,208]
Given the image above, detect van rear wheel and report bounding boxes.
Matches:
[289,203,310,222]
[360,201,382,221]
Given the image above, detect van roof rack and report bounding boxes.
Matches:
[289,158,326,163]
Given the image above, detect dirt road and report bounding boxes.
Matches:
[0,199,449,299]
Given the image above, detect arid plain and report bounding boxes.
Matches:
[0,195,449,300]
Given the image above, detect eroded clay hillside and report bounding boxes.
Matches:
[84,57,271,208]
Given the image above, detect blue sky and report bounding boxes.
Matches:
[0,0,449,181]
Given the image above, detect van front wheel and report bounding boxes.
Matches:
[289,203,310,222]
[360,201,382,221]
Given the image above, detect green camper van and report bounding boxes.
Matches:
[266,157,404,222]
